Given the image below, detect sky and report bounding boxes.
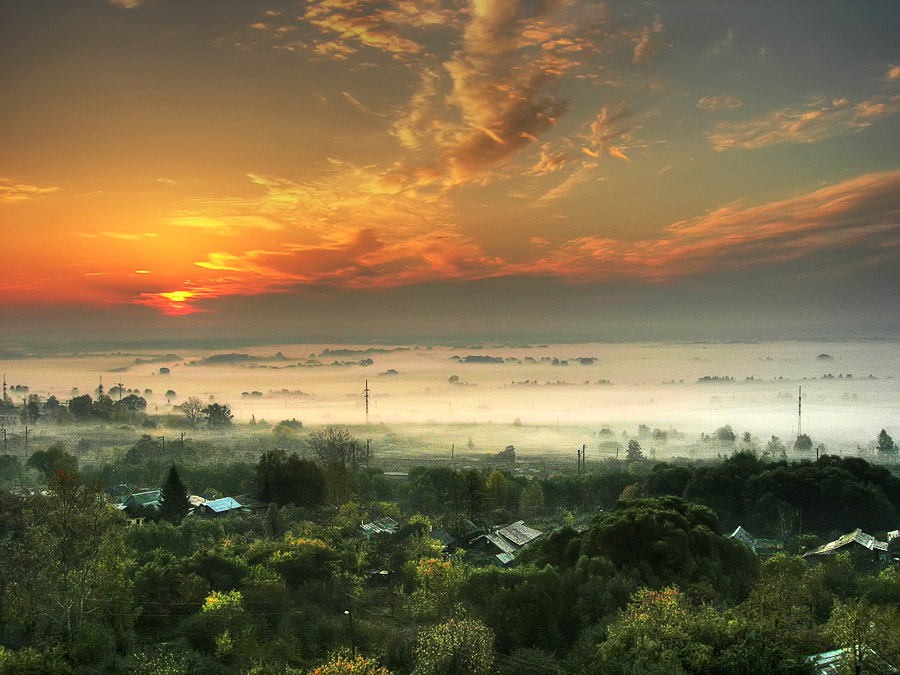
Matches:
[1,0,899,345]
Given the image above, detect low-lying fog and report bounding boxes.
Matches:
[3,341,898,456]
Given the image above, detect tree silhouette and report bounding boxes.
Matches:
[159,465,190,523]
[877,429,896,454]
[626,439,644,461]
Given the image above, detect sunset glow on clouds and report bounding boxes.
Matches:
[2,0,899,340]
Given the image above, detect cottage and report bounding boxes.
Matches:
[807,646,898,674]
[474,520,543,565]
[361,516,399,536]
[803,528,889,565]
[729,525,783,556]
[123,490,161,518]
[198,497,243,518]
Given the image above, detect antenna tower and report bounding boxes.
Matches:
[364,380,370,424]
[797,386,802,438]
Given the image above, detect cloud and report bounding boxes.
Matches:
[342,91,387,117]
[582,102,642,161]
[707,95,900,151]
[696,95,743,112]
[528,144,568,176]
[704,29,734,59]
[109,0,141,8]
[513,170,900,283]
[888,65,900,81]
[299,0,441,59]
[128,171,900,314]
[632,15,665,66]
[0,178,59,202]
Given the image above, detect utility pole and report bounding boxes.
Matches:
[24,426,29,457]
[364,380,370,424]
[117,382,124,400]
[451,443,455,461]
[2,374,6,403]
[1,428,6,452]
[366,438,370,468]
[582,444,587,474]
[797,386,802,439]
[577,445,582,477]
[158,436,165,451]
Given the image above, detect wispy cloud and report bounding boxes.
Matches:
[0,178,59,202]
[697,94,743,112]
[707,95,900,151]
[109,0,141,8]
[130,170,900,314]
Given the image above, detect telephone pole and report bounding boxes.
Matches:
[364,380,370,424]
[797,386,802,439]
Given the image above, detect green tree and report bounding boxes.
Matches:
[824,598,900,674]
[415,617,495,675]
[876,429,896,455]
[4,472,131,645]
[204,403,233,428]
[159,465,190,523]
[20,394,42,424]
[765,435,787,460]
[309,428,360,470]
[177,396,204,427]
[596,587,725,674]
[794,434,813,451]
[626,439,643,461]
[714,425,736,444]
[26,443,78,478]
[68,394,93,420]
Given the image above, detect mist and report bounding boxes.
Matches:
[3,340,898,460]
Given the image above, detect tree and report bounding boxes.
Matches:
[626,439,643,461]
[596,587,725,674]
[177,397,204,427]
[164,389,177,403]
[877,429,897,455]
[20,394,41,424]
[159,465,190,523]
[714,425,736,444]
[794,434,813,451]
[415,617,495,675]
[308,655,393,675]
[824,598,900,674]
[4,472,130,645]
[204,403,233,428]
[309,428,360,470]
[764,436,787,460]
[68,394,93,420]
[26,443,78,478]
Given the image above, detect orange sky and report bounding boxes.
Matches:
[2,0,899,341]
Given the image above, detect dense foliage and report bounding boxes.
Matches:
[1,424,899,673]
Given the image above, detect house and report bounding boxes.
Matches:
[803,528,889,565]
[123,490,161,517]
[361,516,400,536]
[233,494,268,514]
[474,520,543,565]
[807,646,898,674]
[198,497,243,518]
[729,525,783,556]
